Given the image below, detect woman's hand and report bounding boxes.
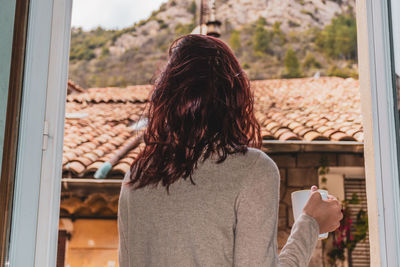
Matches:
[303,186,343,234]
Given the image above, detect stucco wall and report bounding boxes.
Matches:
[64,219,119,267]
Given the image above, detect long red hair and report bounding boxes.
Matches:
[129,34,261,190]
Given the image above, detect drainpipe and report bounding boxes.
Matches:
[94,132,144,179]
[94,118,148,179]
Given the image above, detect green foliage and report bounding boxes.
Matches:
[252,18,272,54]
[288,20,300,28]
[157,19,168,29]
[348,193,360,205]
[229,30,242,53]
[302,52,321,69]
[175,23,195,36]
[301,9,319,21]
[100,47,109,58]
[255,17,268,27]
[69,27,114,61]
[159,3,167,12]
[187,1,197,15]
[319,155,330,191]
[68,5,359,87]
[283,48,303,78]
[327,65,358,79]
[327,195,368,266]
[272,21,285,45]
[151,10,159,17]
[137,19,148,27]
[316,13,357,60]
[242,63,250,69]
[111,24,137,43]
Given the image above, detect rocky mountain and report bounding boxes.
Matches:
[68,0,357,88]
[217,0,354,30]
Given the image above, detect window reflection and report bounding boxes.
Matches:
[389,0,400,111]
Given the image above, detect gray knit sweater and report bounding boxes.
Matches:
[118,147,319,266]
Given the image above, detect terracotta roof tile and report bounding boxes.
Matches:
[322,129,337,139]
[304,131,329,141]
[354,132,364,142]
[265,121,280,132]
[261,130,275,140]
[60,193,119,217]
[62,77,363,178]
[113,163,131,174]
[330,131,356,141]
[67,80,85,94]
[68,161,86,175]
[279,131,300,141]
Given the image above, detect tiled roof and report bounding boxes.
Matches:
[67,80,85,94]
[62,77,362,178]
[60,192,119,218]
[253,77,363,142]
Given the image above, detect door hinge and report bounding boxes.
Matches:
[42,120,49,150]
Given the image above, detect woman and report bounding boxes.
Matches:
[118,34,342,266]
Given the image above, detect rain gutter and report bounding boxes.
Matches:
[262,140,364,153]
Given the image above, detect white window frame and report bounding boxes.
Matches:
[357,0,400,266]
[7,0,72,266]
[5,0,400,266]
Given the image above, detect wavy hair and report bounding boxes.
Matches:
[129,34,261,190]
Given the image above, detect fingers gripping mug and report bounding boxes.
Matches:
[291,189,329,240]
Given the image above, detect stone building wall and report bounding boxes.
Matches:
[269,152,365,266]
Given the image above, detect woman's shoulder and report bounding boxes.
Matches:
[245,147,278,171]
[234,148,280,204]
[241,147,280,185]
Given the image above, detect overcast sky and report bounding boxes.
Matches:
[71,0,167,30]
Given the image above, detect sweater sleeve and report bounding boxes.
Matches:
[233,152,319,267]
[118,172,130,267]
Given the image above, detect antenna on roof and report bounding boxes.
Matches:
[199,0,208,35]
[197,0,221,37]
[206,0,221,37]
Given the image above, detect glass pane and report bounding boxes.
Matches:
[0,1,16,177]
[389,0,400,109]
[0,0,28,264]
[388,0,400,168]
[0,0,17,265]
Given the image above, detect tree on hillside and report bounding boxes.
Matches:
[68,1,359,87]
[187,1,197,23]
[69,26,114,61]
[283,48,303,78]
[272,21,285,45]
[270,21,286,59]
[303,52,321,69]
[229,30,242,54]
[175,23,195,36]
[253,17,272,54]
[188,1,197,15]
[316,13,357,60]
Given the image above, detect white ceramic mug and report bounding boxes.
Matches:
[291,189,329,240]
